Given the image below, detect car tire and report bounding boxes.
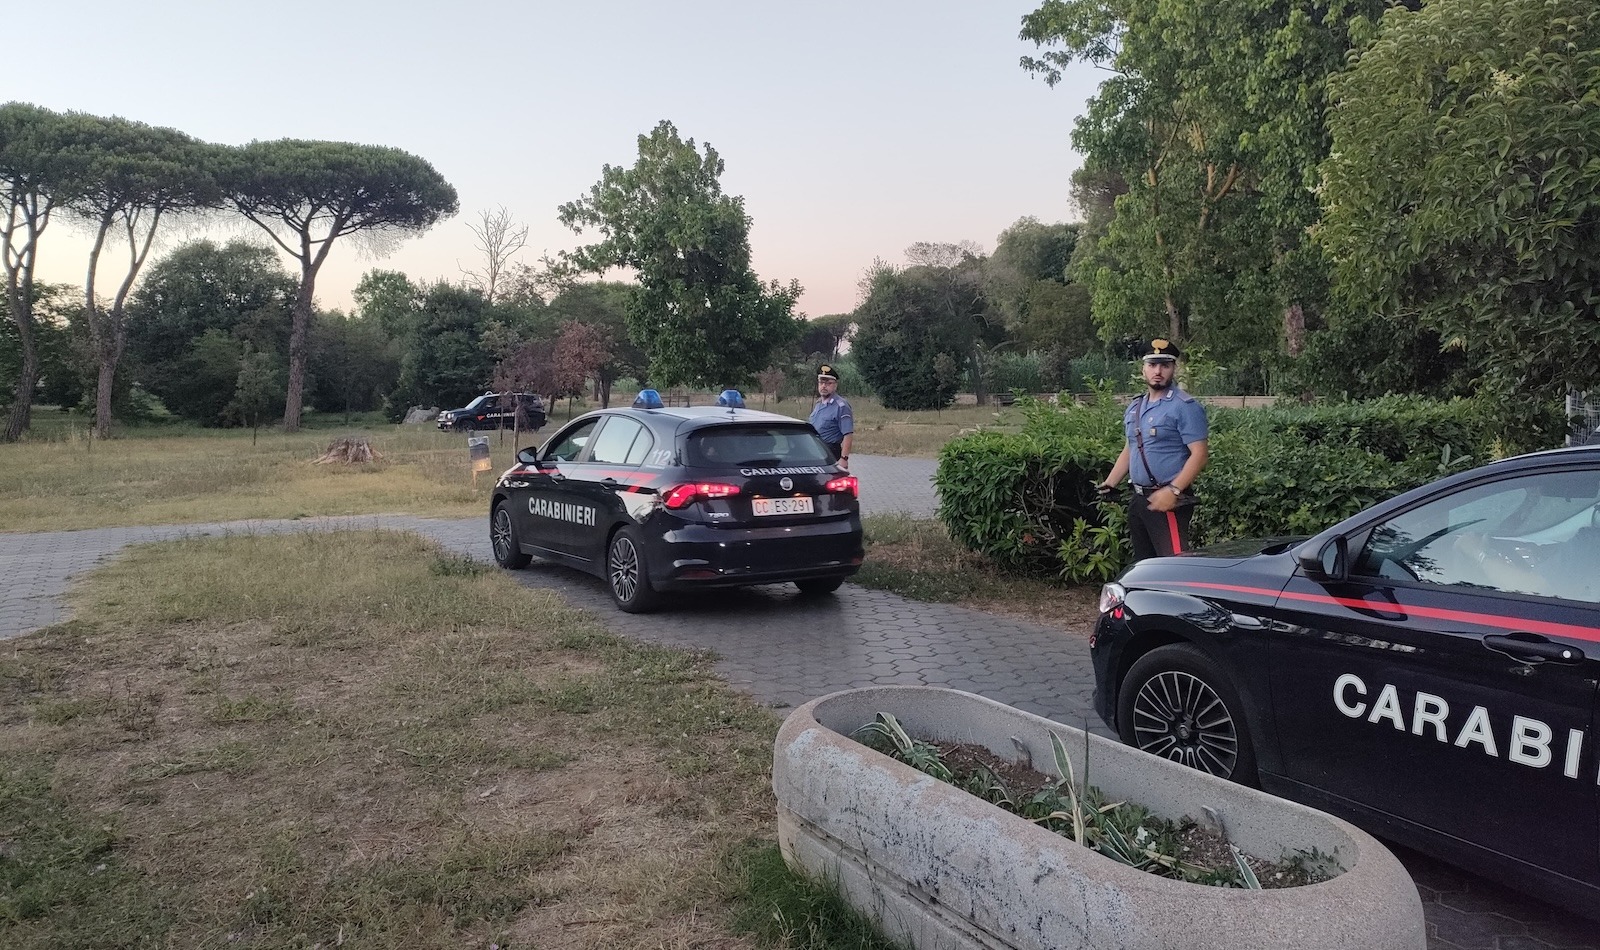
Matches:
[607,526,659,613]
[490,502,531,569]
[795,576,845,595]
[1117,643,1257,785]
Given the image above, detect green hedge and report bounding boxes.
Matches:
[936,395,1503,583]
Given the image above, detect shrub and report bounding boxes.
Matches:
[936,397,1121,574]
[937,395,1505,582]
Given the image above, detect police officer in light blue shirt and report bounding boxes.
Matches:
[1098,339,1209,560]
[809,363,853,470]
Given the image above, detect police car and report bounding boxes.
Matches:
[1092,444,1600,917]
[437,392,545,431]
[489,390,863,612]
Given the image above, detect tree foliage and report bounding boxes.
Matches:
[69,115,220,437]
[544,281,642,406]
[986,217,1095,358]
[1318,0,1600,445]
[223,138,458,431]
[558,120,800,388]
[125,240,295,425]
[1022,0,1388,383]
[796,313,853,360]
[852,262,986,410]
[389,282,495,415]
[0,102,93,440]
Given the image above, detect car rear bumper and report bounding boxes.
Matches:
[648,518,864,589]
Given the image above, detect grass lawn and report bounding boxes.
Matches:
[2,401,1026,534]
[1,401,1087,948]
[0,530,908,949]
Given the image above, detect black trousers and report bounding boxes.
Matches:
[824,441,843,461]
[1128,490,1195,561]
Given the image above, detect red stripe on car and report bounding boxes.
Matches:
[1173,581,1600,644]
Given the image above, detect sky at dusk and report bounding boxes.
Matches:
[13,0,1100,319]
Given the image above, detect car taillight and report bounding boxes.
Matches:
[661,482,742,509]
[1098,582,1126,614]
[825,476,859,498]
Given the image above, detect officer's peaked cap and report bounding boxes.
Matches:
[1139,338,1181,363]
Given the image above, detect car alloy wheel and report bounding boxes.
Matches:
[1118,643,1256,784]
[607,527,658,613]
[491,503,530,569]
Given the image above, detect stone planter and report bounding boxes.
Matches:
[773,686,1424,950]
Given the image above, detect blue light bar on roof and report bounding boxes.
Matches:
[716,389,746,409]
[632,389,664,409]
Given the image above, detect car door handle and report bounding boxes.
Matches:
[601,478,619,488]
[1483,633,1585,665]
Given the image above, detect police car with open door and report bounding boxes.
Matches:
[489,390,863,612]
[1090,444,1600,918]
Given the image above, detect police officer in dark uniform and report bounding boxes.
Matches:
[809,363,854,470]
[1098,339,1209,560]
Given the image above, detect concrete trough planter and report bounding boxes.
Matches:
[773,686,1424,950]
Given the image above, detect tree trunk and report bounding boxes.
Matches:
[283,277,315,432]
[95,358,116,439]
[3,349,36,442]
[3,287,37,442]
[1284,303,1306,357]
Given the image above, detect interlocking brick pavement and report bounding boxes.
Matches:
[0,454,1589,948]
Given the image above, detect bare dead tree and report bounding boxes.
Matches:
[461,205,528,304]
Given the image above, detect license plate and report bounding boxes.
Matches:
[753,496,814,516]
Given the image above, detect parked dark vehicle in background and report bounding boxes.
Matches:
[1091,445,1600,918]
[437,392,545,431]
[489,390,863,612]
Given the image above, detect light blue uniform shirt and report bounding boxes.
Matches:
[809,395,854,444]
[1123,389,1208,486]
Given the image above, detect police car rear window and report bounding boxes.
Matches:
[686,426,832,467]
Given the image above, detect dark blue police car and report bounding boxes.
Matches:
[1092,444,1600,916]
[489,390,863,612]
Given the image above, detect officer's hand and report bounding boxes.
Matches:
[1095,481,1114,498]
[1146,490,1176,513]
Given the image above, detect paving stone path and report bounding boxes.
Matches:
[0,454,1589,949]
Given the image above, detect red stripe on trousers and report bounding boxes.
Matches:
[1166,511,1183,553]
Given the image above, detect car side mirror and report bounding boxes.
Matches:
[517,448,537,466]
[1298,536,1348,582]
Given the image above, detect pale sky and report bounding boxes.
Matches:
[14,0,1099,319]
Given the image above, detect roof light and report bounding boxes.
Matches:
[632,389,665,409]
[716,389,746,409]
[661,482,741,509]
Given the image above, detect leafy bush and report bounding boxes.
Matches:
[937,394,1505,581]
[935,397,1121,574]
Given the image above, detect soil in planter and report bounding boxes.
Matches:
[927,739,1334,889]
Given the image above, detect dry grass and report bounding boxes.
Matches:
[1,400,1022,532]
[0,421,527,533]
[858,514,1099,639]
[755,398,1028,459]
[0,531,780,949]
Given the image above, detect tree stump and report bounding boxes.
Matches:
[314,437,383,464]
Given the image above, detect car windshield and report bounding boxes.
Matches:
[685,425,833,467]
